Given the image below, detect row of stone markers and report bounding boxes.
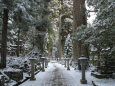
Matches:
[0,53,49,86]
[49,58,70,70]
[56,58,71,70]
[57,56,88,84]
[29,57,49,81]
[64,58,70,70]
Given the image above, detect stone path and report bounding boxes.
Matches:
[20,61,80,86]
[20,61,104,86]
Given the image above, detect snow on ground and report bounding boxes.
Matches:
[20,61,115,86]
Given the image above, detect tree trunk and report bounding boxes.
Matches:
[58,15,63,58]
[84,45,89,59]
[36,1,50,55]
[0,9,9,68]
[57,0,63,58]
[73,0,86,69]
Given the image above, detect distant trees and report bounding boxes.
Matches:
[35,0,52,56]
[63,34,72,58]
[55,0,73,58]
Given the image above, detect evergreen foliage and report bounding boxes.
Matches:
[87,0,115,59]
[63,34,72,58]
[0,0,53,57]
[74,0,115,72]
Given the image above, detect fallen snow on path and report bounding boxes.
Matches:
[20,61,115,86]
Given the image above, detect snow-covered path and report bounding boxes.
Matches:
[20,61,115,86]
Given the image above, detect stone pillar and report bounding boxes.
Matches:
[67,58,70,70]
[29,58,36,80]
[45,58,48,68]
[41,57,45,72]
[81,65,87,84]
[65,58,66,67]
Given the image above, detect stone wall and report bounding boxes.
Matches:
[4,71,23,82]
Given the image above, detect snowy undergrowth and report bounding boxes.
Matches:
[7,56,27,68]
[0,56,30,86]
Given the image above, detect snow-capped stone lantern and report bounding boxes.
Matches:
[29,57,37,80]
[79,56,88,84]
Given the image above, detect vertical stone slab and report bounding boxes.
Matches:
[29,58,36,80]
[67,58,70,70]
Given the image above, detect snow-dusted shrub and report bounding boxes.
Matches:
[7,57,29,69]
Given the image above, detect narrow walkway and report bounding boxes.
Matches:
[20,61,114,86]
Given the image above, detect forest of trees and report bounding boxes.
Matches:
[0,0,54,68]
[0,0,114,83]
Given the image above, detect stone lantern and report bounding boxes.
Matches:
[79,56,88,84]
[29,58,37,80]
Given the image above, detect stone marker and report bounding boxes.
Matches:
[65,58,67,67]
[41,57,45,72]
[29,58,36,80]
[67,58,70,70]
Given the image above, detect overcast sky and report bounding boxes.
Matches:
[86,3,97,24]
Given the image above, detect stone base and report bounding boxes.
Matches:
[80,79,87,84]
[4,70,23,82]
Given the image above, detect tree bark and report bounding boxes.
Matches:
[73,0,87,69]
[58,15,63,58]
[57,0,63,58]
[0,9,9,68]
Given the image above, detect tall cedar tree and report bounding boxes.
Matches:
[73,0,87,69]
[0,9,9,68]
